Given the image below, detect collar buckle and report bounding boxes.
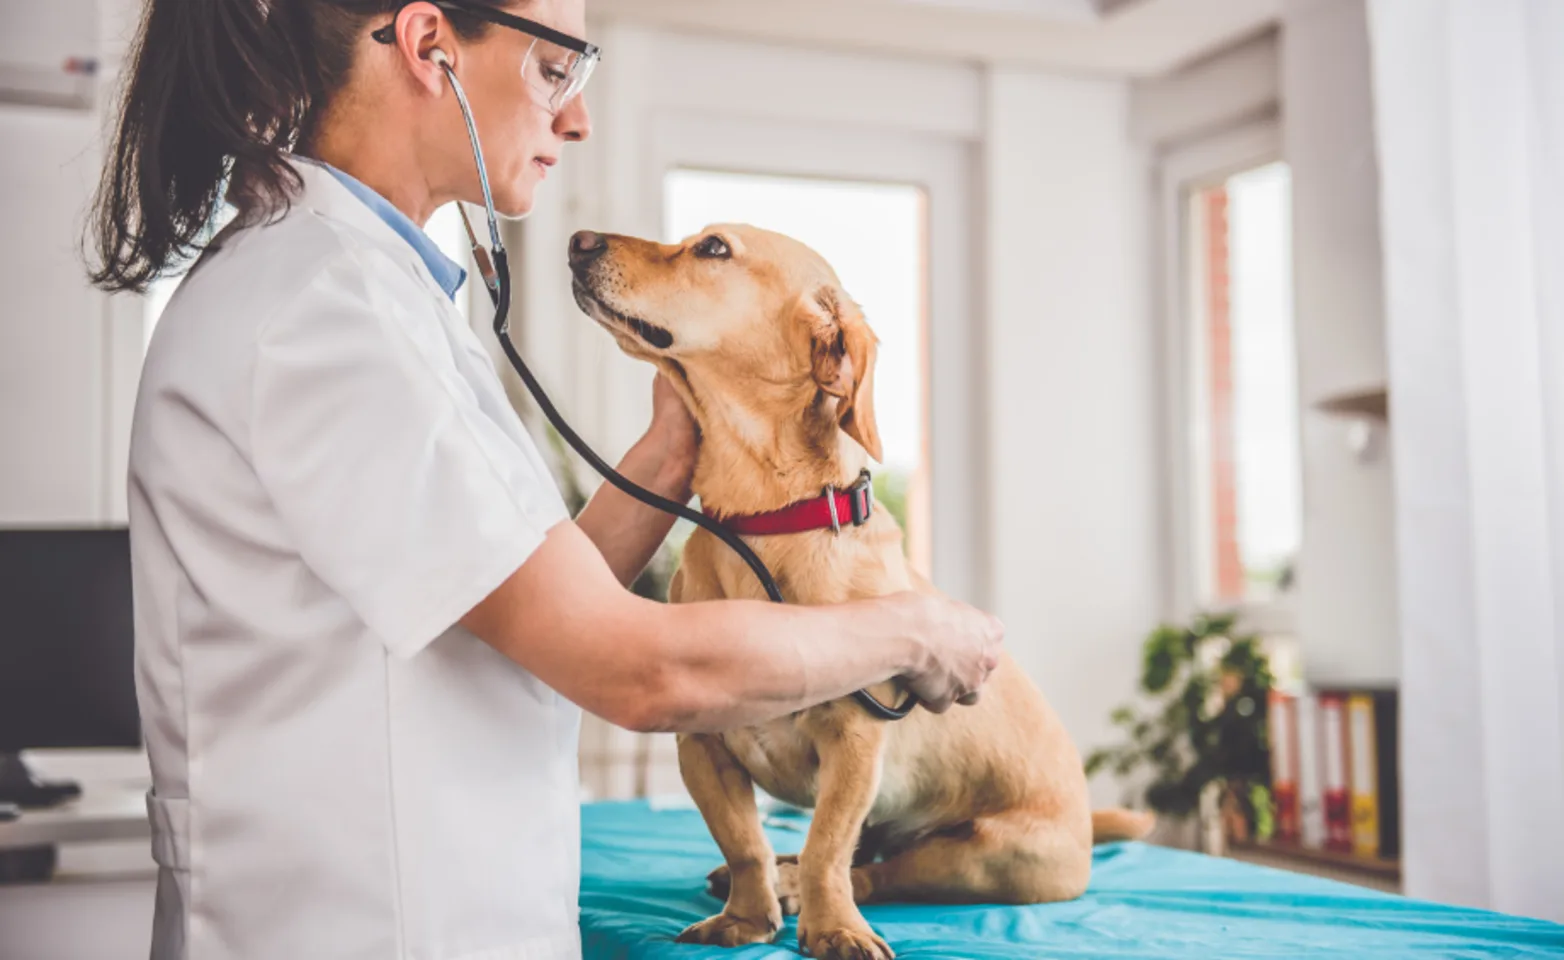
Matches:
[822,483,843,536]
[821,470,874,536]
[849,469,874,526]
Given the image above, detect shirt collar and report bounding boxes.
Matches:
[304,160,468,302]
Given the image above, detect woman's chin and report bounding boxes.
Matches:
[493,178,540,220]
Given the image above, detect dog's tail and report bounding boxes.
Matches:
[1092,808,1156,844]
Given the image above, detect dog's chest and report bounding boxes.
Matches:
[721,720,821,808]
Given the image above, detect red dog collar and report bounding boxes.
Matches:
[706,470,875,536]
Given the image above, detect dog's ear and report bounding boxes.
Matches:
[803,287,883,462]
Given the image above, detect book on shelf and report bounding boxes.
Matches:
[1372,690,1400,860]
[1347,694,1380,857]
[1318,692,1354,853]
[1256,686,1399,863]
[1295,693,1326,848]
[1268,690,1300,843]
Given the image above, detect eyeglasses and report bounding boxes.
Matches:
[372,1,601,113]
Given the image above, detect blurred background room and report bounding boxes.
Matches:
[2,0,1561,955]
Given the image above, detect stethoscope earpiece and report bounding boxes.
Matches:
[428,48,451,68]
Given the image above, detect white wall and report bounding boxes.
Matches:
[1131,30,1281,150]
[1282,0,1400,686]
[0,0,141,526]
[0,105,110,523]
[984,70,1161,809]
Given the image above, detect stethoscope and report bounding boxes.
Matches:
[430,51,915,722]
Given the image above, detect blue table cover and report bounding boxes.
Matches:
[579,801,1564,959]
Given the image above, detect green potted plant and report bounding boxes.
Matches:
[1085,613,1276,848]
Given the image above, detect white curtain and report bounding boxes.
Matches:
[1368,0,1564,921]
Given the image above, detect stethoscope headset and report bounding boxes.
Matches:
[420,36,918,721]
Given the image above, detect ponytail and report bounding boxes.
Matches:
[89,0,506,294]
[90,0,316,292]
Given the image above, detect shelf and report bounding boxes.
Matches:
[1313,387,1388,421]
[1228,838,1401,881]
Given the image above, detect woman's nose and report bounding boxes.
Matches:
[570,230,608,267]
[555,94,592,143]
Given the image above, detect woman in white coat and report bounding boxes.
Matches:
[89,1,1004,957]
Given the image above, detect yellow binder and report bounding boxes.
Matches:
[1346,694,1380,857]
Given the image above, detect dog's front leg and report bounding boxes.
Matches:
[797,707,892,960]
[676,733,783,946]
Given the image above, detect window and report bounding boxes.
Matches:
[425,202,477,322]
[663,169,933,571]
[1186,161,1301,611]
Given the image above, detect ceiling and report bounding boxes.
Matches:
[586,0,1281,78]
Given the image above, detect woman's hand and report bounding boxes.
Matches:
[891,593,1005,713]
[645,373,699,498]
[573,374,698,586]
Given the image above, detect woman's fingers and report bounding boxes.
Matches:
[901,594,1004,712]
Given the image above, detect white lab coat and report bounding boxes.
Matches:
[129,160,582,960]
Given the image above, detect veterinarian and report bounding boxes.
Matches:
[89,1,1004,957]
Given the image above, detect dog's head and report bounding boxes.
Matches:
[567,224,882,463]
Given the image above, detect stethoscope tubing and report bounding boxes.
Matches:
[437,61,914,722]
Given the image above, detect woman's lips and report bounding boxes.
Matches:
[533,156,557,178]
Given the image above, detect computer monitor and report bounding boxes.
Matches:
[0,528,140,808]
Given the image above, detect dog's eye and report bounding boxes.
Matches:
[694,235,731,260]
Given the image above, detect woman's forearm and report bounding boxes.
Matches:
[574,435,689,586]
[616,595,929,733]
[465,524,998,736]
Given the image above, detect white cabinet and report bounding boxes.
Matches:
[0,0,141,526]
[0,0,100,110]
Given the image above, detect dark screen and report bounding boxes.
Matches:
[0,529,140,751]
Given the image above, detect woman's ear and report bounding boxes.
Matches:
[803,287,883,462]
[387,3,452,96]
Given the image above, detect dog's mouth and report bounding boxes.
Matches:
[572,280,674,350]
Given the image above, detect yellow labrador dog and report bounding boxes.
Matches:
[568,225,1153,960]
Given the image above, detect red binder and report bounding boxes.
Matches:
[1319,693,1352,852]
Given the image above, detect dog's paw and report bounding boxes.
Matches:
[776,859,801,916]
[677,911,780,947]
[798,918,894,960]
[706,856,801,915]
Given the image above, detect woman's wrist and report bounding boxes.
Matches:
[869,593,933,679]
[620,429,695,502]
[639,424,698,501]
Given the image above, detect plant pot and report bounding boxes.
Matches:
[1146,813,1200,851]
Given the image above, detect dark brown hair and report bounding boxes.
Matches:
[89,0,505,293]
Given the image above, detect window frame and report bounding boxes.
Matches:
[647,112,983,605]
[1156,118,1297,637]
[659,167,935,574]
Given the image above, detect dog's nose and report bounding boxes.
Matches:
[569,230,608,267]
